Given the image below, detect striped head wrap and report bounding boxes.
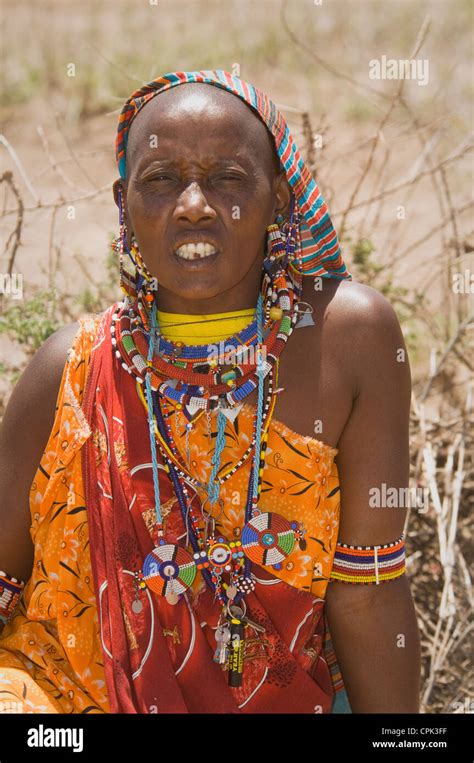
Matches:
[115,70,351,280]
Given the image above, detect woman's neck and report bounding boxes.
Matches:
[153,261,263,315]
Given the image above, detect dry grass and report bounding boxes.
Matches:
[0,0,472,714]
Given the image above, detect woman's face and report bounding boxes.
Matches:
[113,84,291,312]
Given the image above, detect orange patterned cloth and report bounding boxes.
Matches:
[0,309,349,713]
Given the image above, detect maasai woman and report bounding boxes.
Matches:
[0,71,420,714]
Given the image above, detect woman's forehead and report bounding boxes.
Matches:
[125,83,279,174]
[129,82,265,130]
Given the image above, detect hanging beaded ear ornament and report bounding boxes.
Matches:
[111,194,308,683]
[112,187,158,312]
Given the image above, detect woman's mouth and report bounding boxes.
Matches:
[174,242,218,260]
[173,242,221,268]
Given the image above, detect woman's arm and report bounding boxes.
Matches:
[325,284,421,713]
[0,324,79,591]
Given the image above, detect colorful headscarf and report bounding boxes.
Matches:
[115,70,351,280]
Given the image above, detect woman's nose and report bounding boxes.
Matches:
[173,181,216,224]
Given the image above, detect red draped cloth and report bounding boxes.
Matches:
[81,307,334,713]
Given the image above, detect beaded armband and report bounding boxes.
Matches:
[0,570,25,625]
[330,533,406,585]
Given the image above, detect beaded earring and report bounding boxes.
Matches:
[264,197,315,329]
[112,187,158,307]
[264,195,300,277]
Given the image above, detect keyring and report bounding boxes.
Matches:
[294,301,314,315]
[225,598,247,620]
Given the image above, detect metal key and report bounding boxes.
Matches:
[213,625,231,664]
[242,615,266,635]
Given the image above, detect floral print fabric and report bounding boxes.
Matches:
[0,307,346,713]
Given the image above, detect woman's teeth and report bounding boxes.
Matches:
[175,243,217,260]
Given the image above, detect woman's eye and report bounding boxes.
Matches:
[141,172,178,183]
[212,173,243,182]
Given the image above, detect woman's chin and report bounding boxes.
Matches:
[159,278,231,304]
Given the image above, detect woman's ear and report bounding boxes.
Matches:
[112,179,133,248]
[112,179,123,208]
[272,172,292,219]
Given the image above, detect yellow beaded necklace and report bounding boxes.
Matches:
[156,307,256,343]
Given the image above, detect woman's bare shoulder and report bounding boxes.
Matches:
[4,322,81,425]
[307,277,399,323]
[306,277,404,351]
[304,277,408,397]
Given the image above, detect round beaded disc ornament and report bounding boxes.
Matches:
[241,512,296,567]
[208,541,233,571]
[142,544,196,597]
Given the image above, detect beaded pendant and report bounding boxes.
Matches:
[241,511,305,570]
[139,539,197,605]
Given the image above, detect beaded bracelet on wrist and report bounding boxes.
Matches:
[329,533,406,585]
[0,570,25,625]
